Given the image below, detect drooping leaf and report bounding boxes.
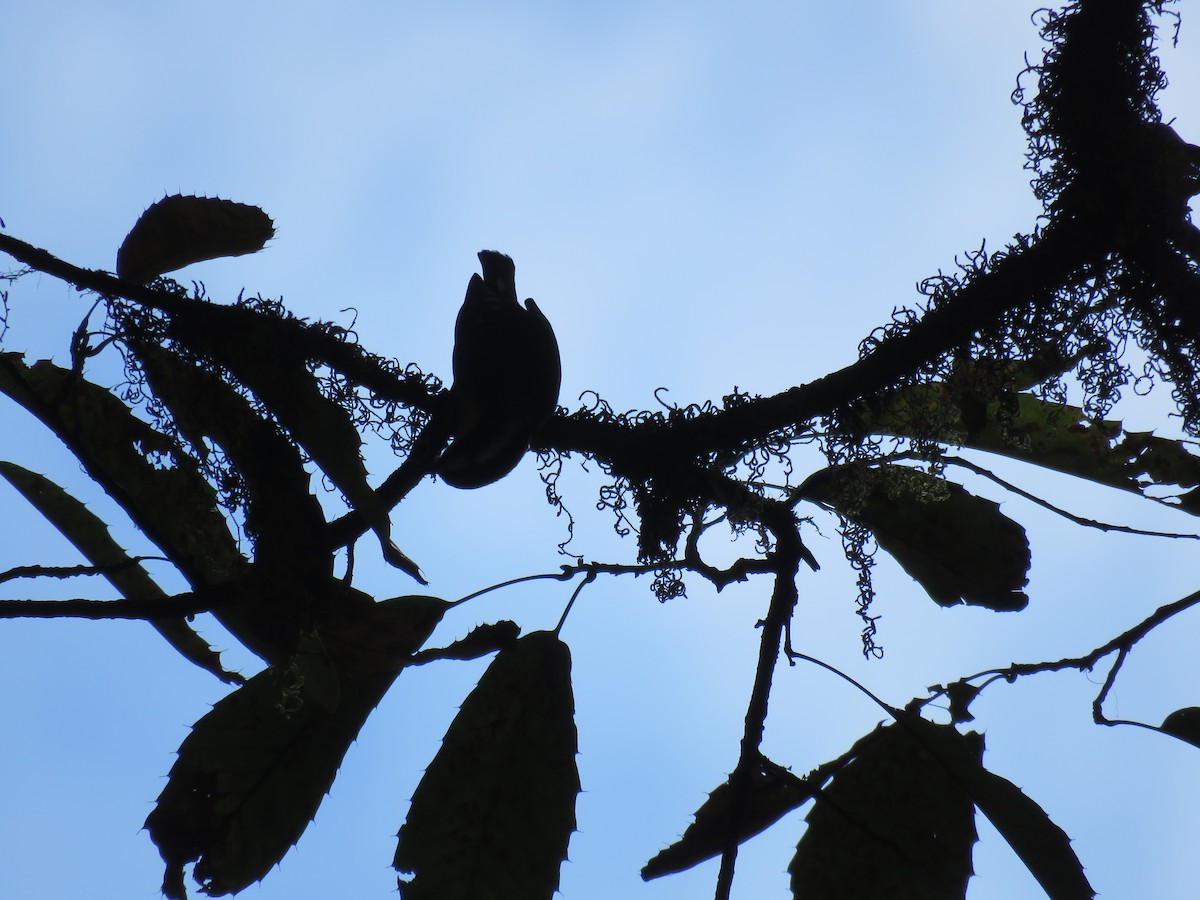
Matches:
[901,715,1095,900]
[804,464,1030,610]
[790,719,978,900]
[146,595,446,900]
[148,308,423,581]
[0,354,248,585]
[1160,707,1200,749]
[0,461,240,682]
[394,630,579,900]
[133,345,332,657]
[857,370,1200,514]
[132,345,325,563]
[116,194,274,283]
[641,756,815,880]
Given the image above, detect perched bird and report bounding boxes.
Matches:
[438,251,561,489]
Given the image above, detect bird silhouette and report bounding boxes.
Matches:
[438,251,561,489]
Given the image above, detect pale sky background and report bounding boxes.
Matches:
[3,3,1200,899]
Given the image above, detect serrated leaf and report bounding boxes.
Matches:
[1160,707,1200,749]
[147,309,423,581]
[804,464,1030,610]
[394,630,579,900]
[790,719,978,900]
[903,715,1095,900]
[0,354,246,584]
[146,595,446,900]
[641,756,815,880]
[133,345,325,558]
[0,351,329,662]
[116,194,274,282]
[0,461,239,682]
[133,346,332,657]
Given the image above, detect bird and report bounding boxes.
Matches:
[437,251,561,489]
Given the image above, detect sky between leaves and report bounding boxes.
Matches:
[3,2,1200,898]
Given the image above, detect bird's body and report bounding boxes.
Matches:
[438,251,561,489]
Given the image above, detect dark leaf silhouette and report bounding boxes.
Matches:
[804,464,1030,610]
[1160,707,1200,749]
[133,345,333,658]
[789,716,1095,899]
[0,354,249,585]
[790,719,978,899]
[641,756,815,880]
[945,680,982,724]
[116,194,274,282]
[858,372,1200,514]
[146,595,446,900]
[142,305,424,580]
[901,715,1096,900]
[133,344,325,560]
[394,630,578,900]
[0,461,238,682]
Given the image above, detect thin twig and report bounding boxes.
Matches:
[448,572,573,608]
[787,651,898,717]
[929,586,1200,716]
[1092,645,1129,725]
[683,510,777,590]
[944,454,1199,539]
[446,554,772,610]
[553,570,596,635]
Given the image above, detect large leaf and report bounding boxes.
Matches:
[0,461,239,682]
[790,719,978,900]
[133,345,326,564]
[133,346,333,657]
[789,717,1094,900]
[641,756,816,880]
[0,353,324,661]
[116,194,274,282]
[804,464,1030,610]
[898,716,1096,900]
[394,630,579,900]
[858,369,1200,514]
[0,354,248,585]
[146,595,446,900]
[149,305,423,580]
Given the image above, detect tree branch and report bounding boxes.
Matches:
[544,221,1098,462]
[324,407,454,553]
[2,225,1099,479]
[0,232,442,409]
[931,585,1200,717]
[0,558,169,585]
[715,503,804,900]
[943,454,1200,539]
[0,592,228,620]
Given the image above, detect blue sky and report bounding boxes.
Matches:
[3,2,1200,898]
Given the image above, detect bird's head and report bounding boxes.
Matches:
[477,250,518,304]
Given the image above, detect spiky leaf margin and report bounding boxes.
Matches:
[146,596,446,900]
[394,630,579,900]
[116,194,273,282]
[0,461,238,681]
